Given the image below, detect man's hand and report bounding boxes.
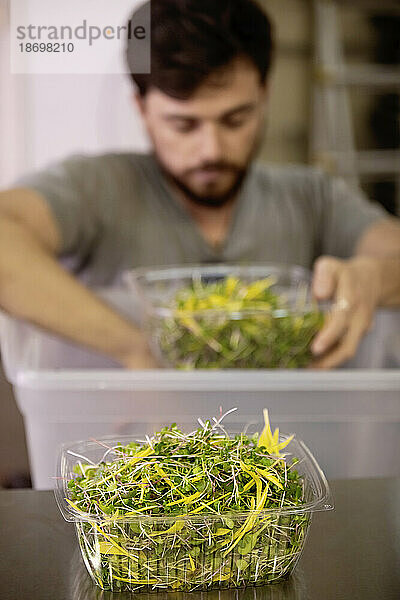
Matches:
[311,256,382,368]
[119,333,159,369]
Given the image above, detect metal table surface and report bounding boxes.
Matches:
[0,479,399,600]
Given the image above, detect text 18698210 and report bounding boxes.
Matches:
[19,43,75,54]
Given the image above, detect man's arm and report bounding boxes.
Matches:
[311,217,400,368]
[0,188,156,368]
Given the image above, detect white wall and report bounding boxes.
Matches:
[0,71,150,187]
[0,0,150,188]
[23,73,150,173]
[0,1,28,186]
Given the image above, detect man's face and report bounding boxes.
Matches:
[137,58,267,207]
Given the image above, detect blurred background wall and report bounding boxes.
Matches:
[0,0,399,485]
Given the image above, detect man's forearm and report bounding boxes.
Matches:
[0,217,145,364]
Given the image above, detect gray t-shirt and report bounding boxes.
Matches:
[17,152,386,286]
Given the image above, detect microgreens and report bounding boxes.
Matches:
[153,276,323,368]
[66,410,310,592]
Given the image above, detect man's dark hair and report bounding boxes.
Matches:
[127,0,274,99]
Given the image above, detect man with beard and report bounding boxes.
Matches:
[0,0,400,368]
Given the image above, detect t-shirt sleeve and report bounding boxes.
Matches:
[15,155,102,260]
[316,174,388,258]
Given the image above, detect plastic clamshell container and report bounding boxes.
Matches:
[124,264,323,369]
[55,434,333,593]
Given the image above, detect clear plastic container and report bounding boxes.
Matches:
[124,264,323,369]
[55,433,333,593]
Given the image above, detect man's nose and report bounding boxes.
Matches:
[198,124,224,162]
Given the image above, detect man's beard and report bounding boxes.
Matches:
[163,163,248,208]
[153,133,263,209]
